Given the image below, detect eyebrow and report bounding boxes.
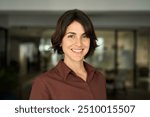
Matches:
[65,32,86,35]
[65,32,76,35]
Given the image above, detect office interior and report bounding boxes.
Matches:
[0,0,150,99]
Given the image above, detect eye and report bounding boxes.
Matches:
[67,34,75,39]
[82,34,89,39]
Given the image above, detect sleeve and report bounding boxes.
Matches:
[103,77,107,99]
[97,71,107,100]
[100,72,107,99]
[29,77,51,100]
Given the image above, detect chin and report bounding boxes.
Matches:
[71,56,84,62]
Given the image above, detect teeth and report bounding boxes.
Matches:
[72,49,83,53]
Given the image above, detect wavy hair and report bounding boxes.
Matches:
[51,9,97,58]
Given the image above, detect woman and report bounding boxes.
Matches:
[30,9,106,100]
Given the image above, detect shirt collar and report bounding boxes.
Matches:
[56,59,96,81]
[84,62,96,82]
[56,60,72,80]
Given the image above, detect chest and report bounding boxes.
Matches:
[45,77,104,100]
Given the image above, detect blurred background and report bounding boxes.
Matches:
[0,0,150,100]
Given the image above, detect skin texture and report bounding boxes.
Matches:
[61,21,90,81]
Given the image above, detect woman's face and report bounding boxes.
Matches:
[61,21,90,62]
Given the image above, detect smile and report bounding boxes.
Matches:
[71,49,83,53]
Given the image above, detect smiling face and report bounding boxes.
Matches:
[61,21,90,63]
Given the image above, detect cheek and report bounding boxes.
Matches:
[85,40,90,48]
[61,40,71,51]
[83,41,90,54]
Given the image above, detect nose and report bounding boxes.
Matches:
[75,37,82,46]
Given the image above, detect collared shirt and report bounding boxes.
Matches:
[29,60,107,100]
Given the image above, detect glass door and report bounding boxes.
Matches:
[117,31,134,88]
[136,29,150,91]
[87,30,115,71]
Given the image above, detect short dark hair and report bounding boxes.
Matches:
[51,9,97,58]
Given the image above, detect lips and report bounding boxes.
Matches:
[71,49,83,53]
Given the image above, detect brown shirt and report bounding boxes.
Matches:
[29,60,107,100]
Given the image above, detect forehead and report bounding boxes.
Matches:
[65,21,85,33]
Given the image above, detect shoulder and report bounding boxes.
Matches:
[84,61,106,81]
[84,61,105,78]
[95,70,106,80]
[33,66,58,84]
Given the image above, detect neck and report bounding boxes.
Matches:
[64,58,85,73]
[63,58,87,81]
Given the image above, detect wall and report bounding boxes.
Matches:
[0,13,149,29]
[1,0,150,28]
[0,0,150,11]
[0,15,8,28]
